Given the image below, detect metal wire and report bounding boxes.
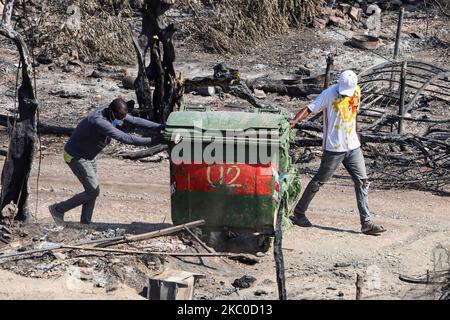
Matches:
[32,42,41,222]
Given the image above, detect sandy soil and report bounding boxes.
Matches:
[0,268,144,300]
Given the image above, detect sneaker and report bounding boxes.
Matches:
[48,204,64,225]
[289,214,313,227]
[361,223,386,235]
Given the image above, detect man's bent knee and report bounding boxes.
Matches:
[86,186,100,198]
[354,178,370,191]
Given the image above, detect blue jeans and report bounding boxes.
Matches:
[295,147,371,226]
[57,157,99,224]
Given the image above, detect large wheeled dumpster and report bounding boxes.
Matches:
[165,107,301,252]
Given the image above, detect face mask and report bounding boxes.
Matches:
[112,119,123,127]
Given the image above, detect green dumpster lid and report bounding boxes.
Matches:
[166,111,283,131]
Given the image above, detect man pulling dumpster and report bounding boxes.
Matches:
[49,98,164,225]
[289,70,386,235]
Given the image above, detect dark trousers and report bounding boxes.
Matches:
[57,157,99,224]
[295,147,371,226]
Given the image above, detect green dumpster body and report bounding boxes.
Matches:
[165,109,301,238]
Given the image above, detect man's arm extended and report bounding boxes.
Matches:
[290,86,331,127]
[289,107,312,127]
[97,119,154,146]
[123,114,164,131]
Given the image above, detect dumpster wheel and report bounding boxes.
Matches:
[256,234,272,252]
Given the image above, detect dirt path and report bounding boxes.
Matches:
[15,154,447,300]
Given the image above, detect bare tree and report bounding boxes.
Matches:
[0,0,37,223]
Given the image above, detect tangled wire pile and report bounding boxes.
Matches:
[15,0,136,65]
[179,0,324,54]
[432,0,450,18]
[365,134,450,193]
[295,127,450,194]
[293,59,450,194]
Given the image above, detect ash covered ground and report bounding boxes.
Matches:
[0,1,449,300]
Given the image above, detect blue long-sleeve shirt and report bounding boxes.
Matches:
[65,106,163,160]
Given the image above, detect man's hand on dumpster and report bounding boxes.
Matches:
[289,107,311,128]
[150,132,166,145]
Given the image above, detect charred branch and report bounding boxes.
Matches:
[132,35,153,119]
[118,144,168,160]
[0,114,74,136]
[245,77,322,98]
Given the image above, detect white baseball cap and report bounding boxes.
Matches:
[338,70,358,96]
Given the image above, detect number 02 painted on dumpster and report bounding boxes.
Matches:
[206,165,242,187]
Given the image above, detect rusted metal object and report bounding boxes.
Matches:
[405,71,450,113]
[359,61,450,115]
[356,60,450,137]
[351,35,381,50]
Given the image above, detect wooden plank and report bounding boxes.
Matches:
[62,245,230,257]
[126,220,205,242]
[99,220,206,247]
[183,226,215,253]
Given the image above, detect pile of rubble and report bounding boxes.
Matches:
[312,0,441,33]
[0,225,162,292]
[0,221,256,298]
[313,1,380,34]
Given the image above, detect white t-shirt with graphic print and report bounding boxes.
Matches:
[307,84,361,152]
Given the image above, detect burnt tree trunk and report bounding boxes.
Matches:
[132,36,153,119]
[134,0,182,123]
[0,0,37,223]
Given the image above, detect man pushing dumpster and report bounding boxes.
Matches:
[289,70,386,236]
[49,98,164,225]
